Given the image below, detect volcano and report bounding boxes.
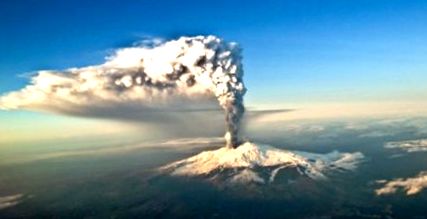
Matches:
[160,142,364,184]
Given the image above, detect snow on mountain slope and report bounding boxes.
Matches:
[160,142,364,184]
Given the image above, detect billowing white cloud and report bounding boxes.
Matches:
[376,171,427,195]
[0,35,246,147]
[385,139,427,153]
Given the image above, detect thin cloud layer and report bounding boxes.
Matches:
[376,171,427,195]
[385,139,427,153]
[0,194,23,210]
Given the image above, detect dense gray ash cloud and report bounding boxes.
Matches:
[0,36,246,148]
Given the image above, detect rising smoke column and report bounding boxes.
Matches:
[0,36,246,148]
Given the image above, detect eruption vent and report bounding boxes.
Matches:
[0,36,246,148]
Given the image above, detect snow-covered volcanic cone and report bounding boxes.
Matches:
[160,142,364,184]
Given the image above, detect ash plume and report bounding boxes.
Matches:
[0,36,246,148]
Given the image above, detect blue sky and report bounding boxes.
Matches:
[1,0,426,105]
[0,0,427,101]
[1,0,427,144]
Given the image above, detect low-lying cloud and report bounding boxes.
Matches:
[376,171,427,195]
[385,139,427,153]
[0,194,23,210]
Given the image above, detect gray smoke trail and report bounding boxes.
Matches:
[0,36,246,148]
